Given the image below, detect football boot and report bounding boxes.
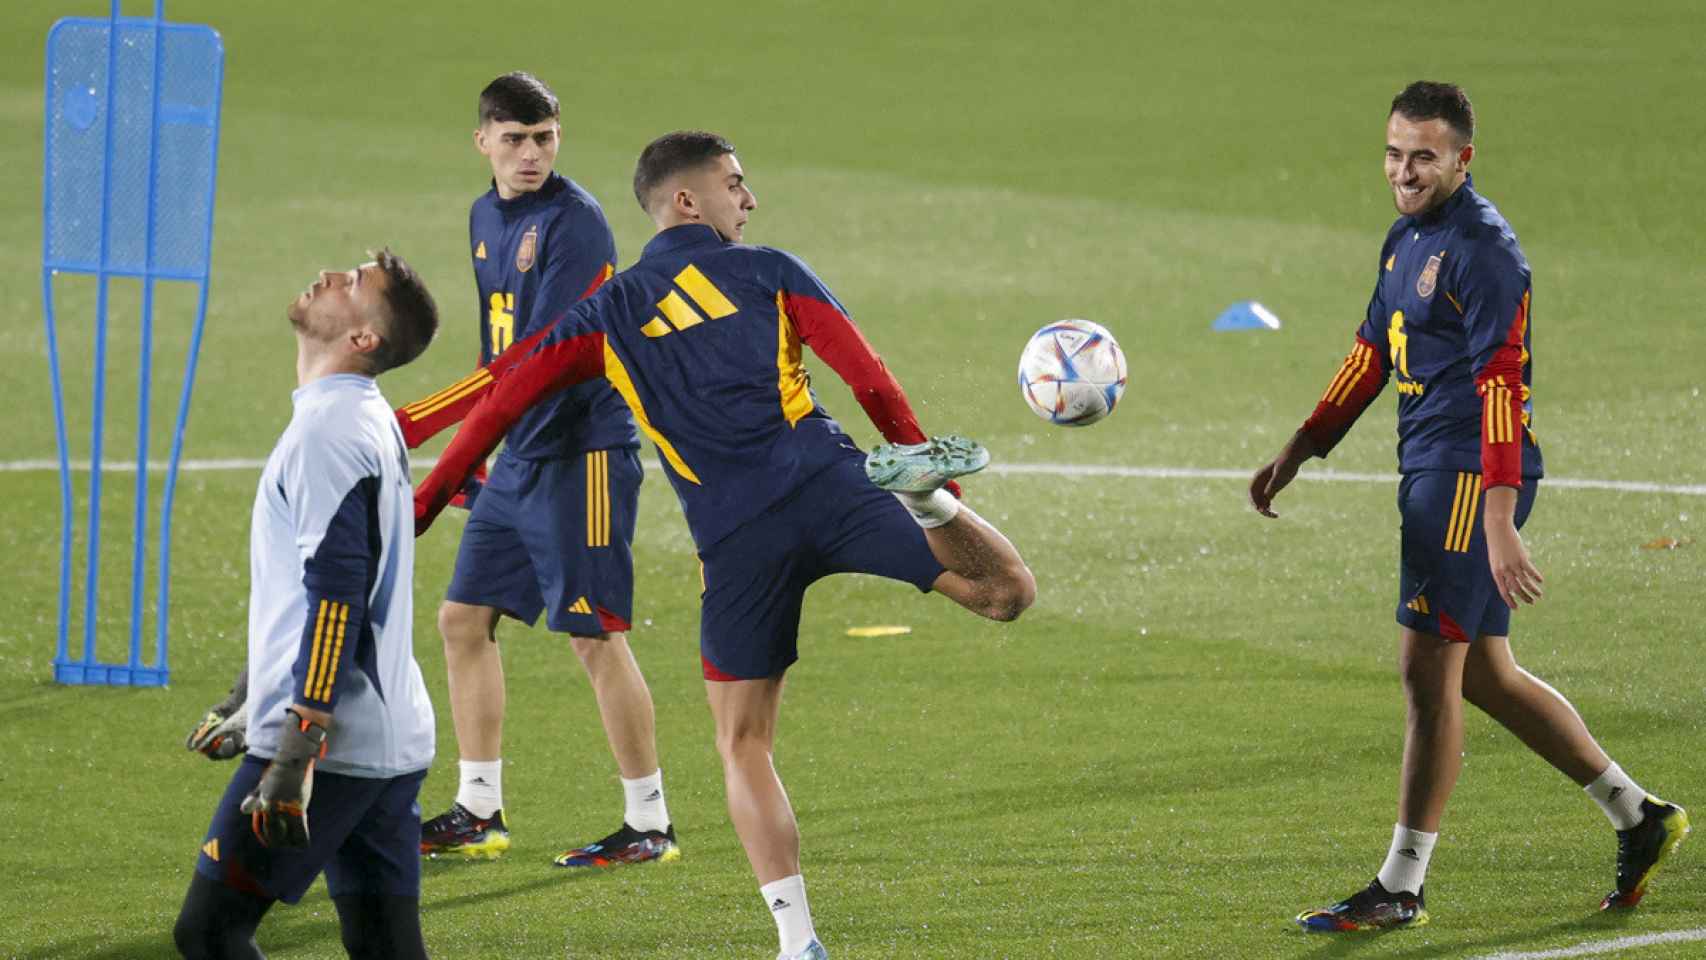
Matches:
[864,435,989,493]
[1600,796,1690,910]
[552,822,680,868]
[419,803,510,859]
[1295,878,1428,932]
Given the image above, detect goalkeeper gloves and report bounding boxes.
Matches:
[240,708,329,849]
[185,668,249,760]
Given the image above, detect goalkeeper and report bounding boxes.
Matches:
[172,251,440,960]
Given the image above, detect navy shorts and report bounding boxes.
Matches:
[1396,470,1539,642]
[697,454,946,680]
[446,448,641,635]
[194,756,426,904]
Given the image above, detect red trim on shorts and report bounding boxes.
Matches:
[1437,609,1469,643]
[701,655,745,682]
[596,606,630,634]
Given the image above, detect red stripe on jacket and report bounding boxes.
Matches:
[1299,335,1389,456]
[1473,291,1529,489]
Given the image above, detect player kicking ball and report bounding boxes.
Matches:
[411,131,1037,959]
[394,72,677,867]
[1251,81,1688,932]
[173,252,440,960]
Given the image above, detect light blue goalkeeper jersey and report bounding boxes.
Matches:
[245,374,434,778]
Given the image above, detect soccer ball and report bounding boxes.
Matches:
[1016,319,1127,427]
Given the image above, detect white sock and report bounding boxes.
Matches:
[760,874,816,956]
[895,488,959,529]
[1585,762,1646,830]
[456,759,503,819]
[1375,823,1437,895]
[622,769,671,833]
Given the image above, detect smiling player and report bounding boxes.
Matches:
[1250,81,1689,931]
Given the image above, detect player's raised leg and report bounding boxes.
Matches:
[707,675,824,960]
[420,600,512,859]
[1461,634,1691,909]
[865,436,1036,622]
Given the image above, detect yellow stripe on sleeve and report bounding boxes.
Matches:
[303,599,329,699]
[1319,352,1358,405]
[315,602,349,702]
[401,368,494,417]
[308,601,337,701]
[1326,345,1373,406]
[405,369,494,420]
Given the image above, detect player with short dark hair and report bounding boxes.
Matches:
[173,252,439,960]
[1250,81,1688,931]
[412,130,1037,960]
[394,71,679,867]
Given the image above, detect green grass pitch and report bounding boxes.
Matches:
[2,1,1702,957]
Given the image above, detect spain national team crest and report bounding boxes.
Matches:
[515,225,539,273]
[1416,254,1442,298]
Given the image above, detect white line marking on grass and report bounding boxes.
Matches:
[3,457,1703,496]
[1469,927,1706,959]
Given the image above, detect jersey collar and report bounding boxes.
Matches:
[642,223,725,260]
[488,171,567,213]
[293,373,379,405]
[1412,172,1475,230]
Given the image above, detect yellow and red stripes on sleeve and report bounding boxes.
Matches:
[302,598,351,703]
[1482,377,1519,444]
[1320,340,1380,407]
[1299,335,1389,457]
[396,367,495,448]
[1474,289,1531,489]
[400,368,494,422]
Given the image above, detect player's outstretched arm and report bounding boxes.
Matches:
[1251,335,1389,518]
[414,329,607,534]
[393,325,559,448]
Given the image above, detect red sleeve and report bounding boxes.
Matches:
[393,266,614,449]
[414,332,606,534]
[783,293,926,445]
[1473,289,1529,489]
[1298,335,1389,456]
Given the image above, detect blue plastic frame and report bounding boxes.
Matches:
[44,1,224,687]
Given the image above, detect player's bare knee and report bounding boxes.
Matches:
[713,718,772,761]
[437,602,490,650]
[570,630,625,661]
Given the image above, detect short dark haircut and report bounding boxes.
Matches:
[1390,81,1475,144]
[632,130,737,213]
[478,71,559,127]
[367,248,438,374]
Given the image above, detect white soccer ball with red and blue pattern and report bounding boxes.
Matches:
[1017,319,1127,427]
